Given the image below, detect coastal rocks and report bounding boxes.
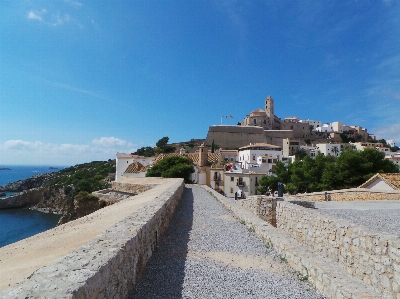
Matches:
[57,190,114,225]
[0,189,44,209]
[0,173,56,192]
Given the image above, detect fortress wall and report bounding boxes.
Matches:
[277,201,400,297]
[205,125,267,149]
[292,188,400,202]
[0,178,185,299]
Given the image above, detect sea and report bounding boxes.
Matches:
[0,165,67,248]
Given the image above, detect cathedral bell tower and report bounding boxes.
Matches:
[265,95,274,129]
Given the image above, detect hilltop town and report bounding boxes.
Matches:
[116,96,400,198]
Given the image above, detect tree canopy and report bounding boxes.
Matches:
[156,136,175,154]
[136,146,155,157]
[146,156,195,183]
[257,148,399,195]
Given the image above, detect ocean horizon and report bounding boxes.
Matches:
[0,165,67,248]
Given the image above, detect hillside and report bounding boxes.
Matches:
[0,160,116,225]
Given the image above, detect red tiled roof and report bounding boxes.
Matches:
[124,161,147,174]
[359,173,400,190]
[153,153,222,165]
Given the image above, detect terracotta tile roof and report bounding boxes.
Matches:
[153,153,222,165]
[359,173,400,190]
[124,161,147,174]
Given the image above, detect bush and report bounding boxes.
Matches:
[74,191,98,202]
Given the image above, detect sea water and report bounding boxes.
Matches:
[0,165,67,248]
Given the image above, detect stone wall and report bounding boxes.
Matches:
[292,188,400,202]
[203,186,381,299]
[237,195,283,226]
[0,178,185,299]
[276,201,400,298]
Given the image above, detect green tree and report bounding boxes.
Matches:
[257,161,290,194]
[294,148,307,160]
[155,136,176,154]
[156,136,169,148]
[136,146,155,157]
[335,148,398,188]
[146,156,195,183]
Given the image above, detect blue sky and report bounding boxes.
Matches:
[1,0,400,166]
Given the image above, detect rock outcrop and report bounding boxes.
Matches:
[0,173,56,192]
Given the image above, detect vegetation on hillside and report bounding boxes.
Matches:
[50,160,116,196]
[257,148,399,195]
[135,136,176,157]
[146,156,195,183]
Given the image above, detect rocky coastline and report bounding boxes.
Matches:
[0,160,118,225]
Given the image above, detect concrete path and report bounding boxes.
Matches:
[130,186,325,299]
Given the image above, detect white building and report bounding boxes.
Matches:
[300,145,319,157]
[315,143,343,157]
[224,171,265,199]
[385,154,400,167]
[315,121,343,133]
[352,142,385,151]
[387,140,396,148]
[299,119,322,129]
[238,143,283,173]
[116,153,155,180]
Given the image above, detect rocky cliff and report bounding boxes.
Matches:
[0,160,117,225]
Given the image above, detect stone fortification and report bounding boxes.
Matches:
[292,188,400,202]
[202,186,381,298]
[0,177,184,299]
[277,201,400,298]
[205,125,267,149]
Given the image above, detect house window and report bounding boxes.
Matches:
[230,187,233,193]
[252,156,255,161]
[230,177,234,182]
[254,119,256,124]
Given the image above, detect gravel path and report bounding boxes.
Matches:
[317,208,400,237]
[130,186,325,299]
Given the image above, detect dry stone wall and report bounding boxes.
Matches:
[0,178,184,299]
[277,201,400,298]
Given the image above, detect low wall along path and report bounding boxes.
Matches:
[0,177,184,298]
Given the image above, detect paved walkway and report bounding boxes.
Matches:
[130,186,325,299]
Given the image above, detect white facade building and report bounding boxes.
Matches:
[116,153,155,180]
[315,143,343,157]
[238,143,283,174]
[299,119,322,129]
[315,121,343,133]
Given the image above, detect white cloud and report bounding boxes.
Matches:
[52,13,71,26]
[372,123,400,144]
[27,8,81,28]
[1,139,137,166]
[27,9,47,22]
[92,137,129,147]
[64,0,83,7]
